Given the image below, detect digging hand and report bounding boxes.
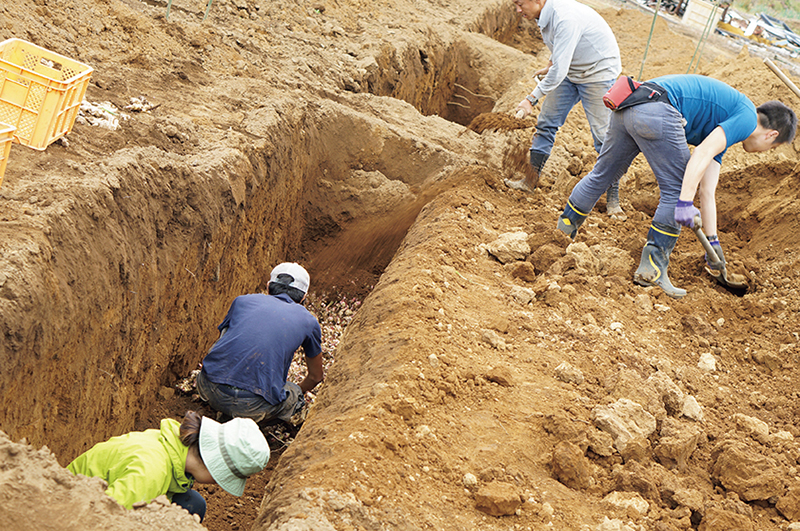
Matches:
[705,235,726,270]
[515,94,539,119]
[674,200,701,228]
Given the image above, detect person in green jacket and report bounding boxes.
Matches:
[67,411,269,521]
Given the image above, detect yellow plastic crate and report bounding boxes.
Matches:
[0,122,13,185]
[0,38,93,150]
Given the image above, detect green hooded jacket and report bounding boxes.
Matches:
[67,418,194,509]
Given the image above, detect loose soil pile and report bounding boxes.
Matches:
[2,1,800,530]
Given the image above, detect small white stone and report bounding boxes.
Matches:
[555,362,584,385]
[610,322,623,331]
[716,318,725,327]
[540,502,555,518]
[596,516,635,531]
[510,285,536,305]
[463,473,478,487]
[772,430,794,442]
[681,396,703,421]
[415,425,432,438]
[698,353,716,371]
[602,491,649,515]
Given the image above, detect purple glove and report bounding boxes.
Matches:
[674,200,701,227]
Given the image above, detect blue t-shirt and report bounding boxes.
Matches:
[652,74,757,163]
[201,293,322,405]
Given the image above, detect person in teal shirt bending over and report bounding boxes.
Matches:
[67,411,269,521]
[557,74,796,298]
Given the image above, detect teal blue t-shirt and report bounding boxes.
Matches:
[651,74,757,163]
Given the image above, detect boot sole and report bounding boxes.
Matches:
[633,275,686,299]
[504,178,534,193]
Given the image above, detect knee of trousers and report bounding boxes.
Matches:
[646,222,681,251]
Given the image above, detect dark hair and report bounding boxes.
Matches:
[180,410,203,448]
[757,100,797,144]
[268,276,305,303]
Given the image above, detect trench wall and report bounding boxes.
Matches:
[0,115,315,460]
[0,0,527,463]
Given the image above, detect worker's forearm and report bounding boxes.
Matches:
[299,375,322,394]
[697,161,720,235]
[679,153,713,201]
[679,169,702,201]
[681,127,727,202]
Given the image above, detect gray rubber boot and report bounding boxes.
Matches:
[633,224,686,299]
[556,200,588,239]
[505,151,548,193]
[605,179,626,220]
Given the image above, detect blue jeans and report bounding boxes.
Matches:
[567,101,690,230]
[173,489,206,522]
[196,369,303,424]
[531,77,616,156]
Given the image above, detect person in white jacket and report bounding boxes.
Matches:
[506,0,624,218]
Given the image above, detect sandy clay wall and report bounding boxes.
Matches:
[3,0,800,530]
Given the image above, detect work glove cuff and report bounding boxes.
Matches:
[705,236,726,269]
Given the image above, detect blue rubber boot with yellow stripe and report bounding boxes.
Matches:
[557,200,589,239]
[633,223,686,299]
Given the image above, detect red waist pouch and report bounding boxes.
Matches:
[603,76,641,111]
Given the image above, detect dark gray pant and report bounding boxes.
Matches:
[196,370,303,424]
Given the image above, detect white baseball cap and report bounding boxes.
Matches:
[269,262,310,294]
[199,416,269,497]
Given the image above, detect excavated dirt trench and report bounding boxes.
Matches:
[0,0,531,463]
[5,1,800,530]
[1,1,537,527]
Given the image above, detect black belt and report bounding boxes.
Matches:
[617,82,671,111]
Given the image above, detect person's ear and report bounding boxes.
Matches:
[767,129,779,143]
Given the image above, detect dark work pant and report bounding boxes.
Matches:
[172,489,207,522]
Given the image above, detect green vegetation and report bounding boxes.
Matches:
[731,0,800,23]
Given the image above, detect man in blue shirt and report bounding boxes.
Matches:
[506,0,625,219]
[556,74,796,298]
[197,262,323,425]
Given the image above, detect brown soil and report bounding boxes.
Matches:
[467,112,534,134]
[3,1,800,530]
